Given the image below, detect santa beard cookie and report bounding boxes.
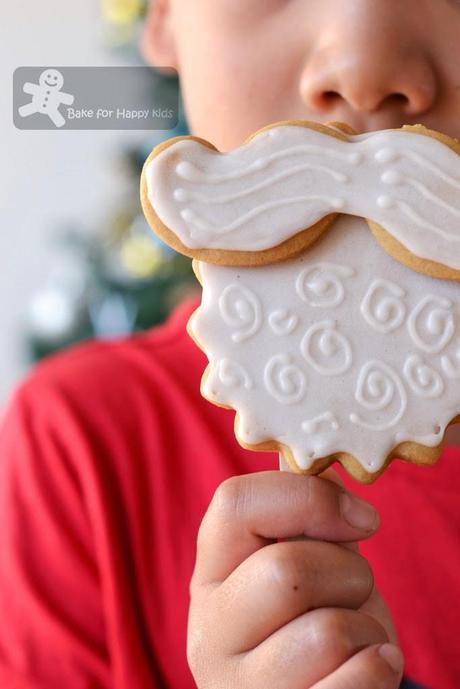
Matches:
[141,121,460,482]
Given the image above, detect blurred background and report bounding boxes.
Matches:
[0,0,198,406]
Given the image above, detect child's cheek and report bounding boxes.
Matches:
[201,0,289,26]
[175,2,308,143]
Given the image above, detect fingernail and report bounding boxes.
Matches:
[378,643,404,674]
[340,492,379,531]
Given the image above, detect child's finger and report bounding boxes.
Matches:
[192,471,379,588]
[206,540,373,654]
[312,642,404,689]
[240,609,389,689]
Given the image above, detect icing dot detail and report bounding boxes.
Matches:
[381,169,402,185]
[403,355,444,398]
[376,195,394,209]
[296,263,354,308]
[173,187,188,201]
[375,147,398,164]
[175,161,195,178]
[394,427,444,447]
[264,354,307,405]
[407,295,455,354]
[350,360,407,431]
[360,279,406,334]
[300,320,353,376]
[218,284,262,343]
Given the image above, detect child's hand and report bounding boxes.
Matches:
[187,471,404,688]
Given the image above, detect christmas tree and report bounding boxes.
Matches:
[26,0,199,361]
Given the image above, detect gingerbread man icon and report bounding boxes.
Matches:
[18,69,74,128]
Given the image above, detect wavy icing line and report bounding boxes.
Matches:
[174,162,348,204]
[381,169,460,219]
[404,149,460,190]
[175,142,360,183]
[181,195,345,236]
[377,197,460,243]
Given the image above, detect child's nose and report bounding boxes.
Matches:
[299,4,437,125]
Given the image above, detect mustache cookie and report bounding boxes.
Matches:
[141,121,460,482]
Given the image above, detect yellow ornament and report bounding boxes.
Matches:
[102,0,143,25]
[120,236,163,278]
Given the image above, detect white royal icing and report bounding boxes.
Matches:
[263,354,307,405]
[349,360,407,432]
[268,309,299,336]
[191,217,460,473]
[403,355,444,399]
[360,279,406,334]
[300,320,353,376]
[302,411,340,434]
[218,284,262,343]
[407,295,455,354]
[216,358,253,391]
[146,125,460,270]
[441,348,460,379]
[296,263,355,307]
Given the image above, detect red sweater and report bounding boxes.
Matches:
[0,297,459,689]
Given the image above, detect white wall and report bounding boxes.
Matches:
[0,0,146,405]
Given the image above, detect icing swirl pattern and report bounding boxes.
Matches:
[360,279,406,334]
[300,321,353,376]
[349,360,407,432]
[264,354,307,405]
[218,284,262,343]
[217,359,253,391]
[191,217,460,474]
[407,295,455,354]
[403,355,444,398]
[296,263,354,308]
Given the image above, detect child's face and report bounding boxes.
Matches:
[143,0,460,150]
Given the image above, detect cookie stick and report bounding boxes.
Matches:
[279,454,291,472]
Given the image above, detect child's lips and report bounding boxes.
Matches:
[306,112,436,137]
